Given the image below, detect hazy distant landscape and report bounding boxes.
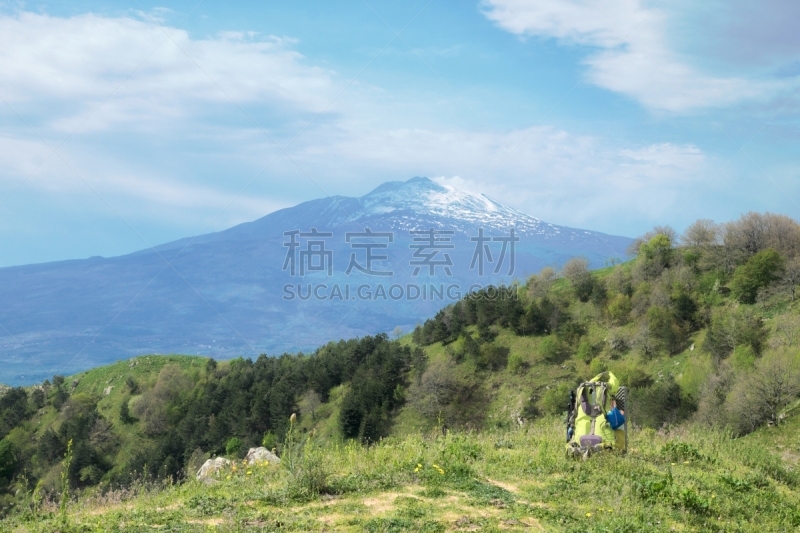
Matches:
[0,177,631,385]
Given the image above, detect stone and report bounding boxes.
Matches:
[244,447,280,465]
[103,386,113,396]
[196,457,231,480]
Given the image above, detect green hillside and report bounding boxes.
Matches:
[1,212,800,531]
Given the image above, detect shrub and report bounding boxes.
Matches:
[477,344,509,370]
[0,439,16,481]
[537,336,562,363]
[262,431,278,451]
[730,248,784,304]
[538,383,573,416]
[607,293,632,325]
[632,375,688,428]
[506,351,528,374]
[575,337,593,364]
[225,437,244,458]
[408,359,485,429]
[731,345,756,370]
[703,306,767,360]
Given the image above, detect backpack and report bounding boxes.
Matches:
[566,371,628,459]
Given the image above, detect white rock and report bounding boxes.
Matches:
[244,447,280,465]
[103,386,113,396]
[196,457,231,480]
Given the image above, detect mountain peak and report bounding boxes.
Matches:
[345,177,543,234]
[363,176,444,197]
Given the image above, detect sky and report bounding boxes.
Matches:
[1,0,799,266]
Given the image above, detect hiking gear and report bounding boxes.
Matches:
[606,406,625,430]
[566,371,628,458]
[566,390,577,442]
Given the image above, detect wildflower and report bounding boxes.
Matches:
[246,471,252,475]
[671,462,676,466]
[226,475,231,480]
[586,512,592,517]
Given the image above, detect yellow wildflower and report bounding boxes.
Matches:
[586,512,592,517]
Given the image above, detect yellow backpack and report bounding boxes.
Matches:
[566,371,628,459]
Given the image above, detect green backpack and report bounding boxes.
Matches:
[566,371,628,459]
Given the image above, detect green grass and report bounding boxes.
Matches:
[4,416,798,532]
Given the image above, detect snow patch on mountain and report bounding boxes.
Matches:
[340,177,589,240]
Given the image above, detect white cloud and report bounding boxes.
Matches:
[0,12,337,131]
[481,0,788,112]
[286,122,708,231]
[0,8,717,255]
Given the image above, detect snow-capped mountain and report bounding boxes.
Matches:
[0,177,632,385]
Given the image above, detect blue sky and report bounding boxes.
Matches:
[1,0,799,266]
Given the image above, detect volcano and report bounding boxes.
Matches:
[0,177,632,385]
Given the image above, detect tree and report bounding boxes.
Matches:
[119,398,135,424]
[637,234,674,278]
[561,257,594,302]
[299,390,322,421]
[682,219,719,248]
[751,349,800,425]
[526,267,556,299]
[125,376,139,394]
[607,293,631,325]
[773,314,800,348]
[779,257,800,301]
[703,307,767,360]
[730,248,784,304]
[724,211,800,259]
[627,225,677,256]
[0,439,16,481]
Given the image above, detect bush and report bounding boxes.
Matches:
[703,306,767,360]
[575,336,594,364]
[0,439,16,481]
[225,437,244,458]
[537,336,562,363]
[506,351,528,374]
[607,294,632,325]
[408,359,485,429]
[730,248,784,304]
[731,345,756,371]
[476,344,509,371]
[538,383,573,416]
[632,375,689,428]
[262,431,278,451]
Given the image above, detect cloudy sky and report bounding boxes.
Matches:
[1,0,799,266]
